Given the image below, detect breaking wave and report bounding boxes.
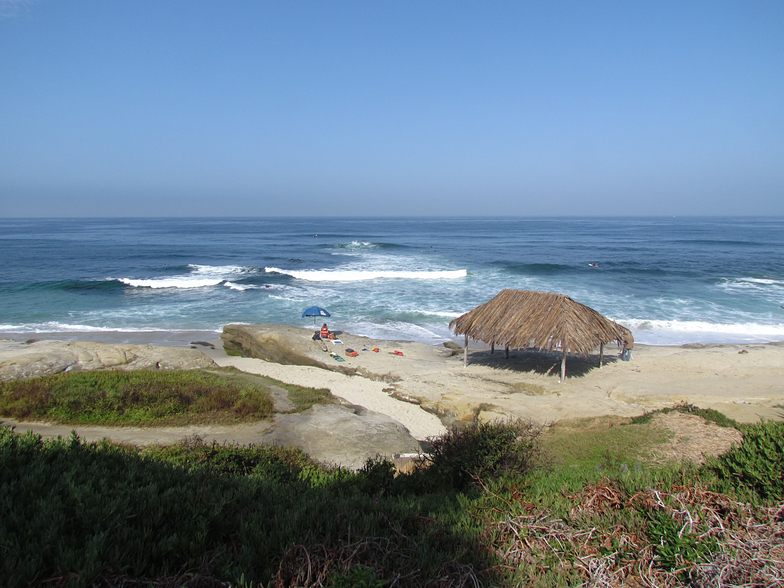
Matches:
[264,268,467,282]
[116,265,252,289]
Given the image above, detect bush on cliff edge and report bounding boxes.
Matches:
[414,418,548,492]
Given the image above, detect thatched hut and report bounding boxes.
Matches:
[449,289,630,380]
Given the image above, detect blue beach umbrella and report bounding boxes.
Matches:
[302,306,330,325]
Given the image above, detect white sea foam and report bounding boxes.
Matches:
[717,277,784,292]
[733,277,784,286]
[224,282,250,291]
[332,241,377,248]
[264,268,467,281]
[619,319,784,345]
[117,264,251,289]
[119,277,226,289]
[412,310,463,318]
[0,322,175,333]
[223,282,275,292]
[349,320,451,344]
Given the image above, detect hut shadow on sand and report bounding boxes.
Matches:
[450,289,630,380]
[461,346,622,379]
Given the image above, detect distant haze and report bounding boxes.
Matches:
[1,1,783,217]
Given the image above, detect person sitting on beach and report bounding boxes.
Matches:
[321,324,330,339]
[620,331,634,361]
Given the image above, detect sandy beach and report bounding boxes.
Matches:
[205,332,784,430]
[2,329,783,450]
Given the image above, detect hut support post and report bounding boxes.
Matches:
[599,343,604,368]
[464,334,468,367]
[490,342,494,354]
[505,344,509,359]
[560,337,567,382]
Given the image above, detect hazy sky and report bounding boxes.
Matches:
[1,1,783,217]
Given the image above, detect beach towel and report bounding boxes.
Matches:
[331,339,343,344]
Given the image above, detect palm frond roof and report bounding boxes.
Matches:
[449,289,630,355]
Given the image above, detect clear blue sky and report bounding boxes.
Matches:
[1,1,783,217]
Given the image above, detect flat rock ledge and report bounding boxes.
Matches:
[0,339,216,381]
[264,404,422,470]
[221,323,351,371]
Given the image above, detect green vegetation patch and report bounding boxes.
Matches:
[253,375,334,412]
[542,415,672,470]
[0,369,274,426]
[0,427,491,588]
[711,420,784,499]
[205,369,335,413]
[143,435,316,480]
[628,403,739,428]
[2,406,782,587]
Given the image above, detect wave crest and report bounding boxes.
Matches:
[116,264,252,289]
[264,268,467,282]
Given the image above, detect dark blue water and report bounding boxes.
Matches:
[1,217,782,344]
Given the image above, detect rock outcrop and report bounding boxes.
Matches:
[0,339,216,381]
[263,404,422,470]
[221,324,360,375]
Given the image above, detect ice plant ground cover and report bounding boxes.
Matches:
[1,406,783,587]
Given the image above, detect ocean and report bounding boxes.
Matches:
[0,217,782,346]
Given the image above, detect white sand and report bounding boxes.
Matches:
[207,338,784,428]
[206,352,447,440]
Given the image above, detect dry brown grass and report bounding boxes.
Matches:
[485,480,784,587]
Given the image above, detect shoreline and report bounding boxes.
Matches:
[0,330,222,347]
[3,328,784,349]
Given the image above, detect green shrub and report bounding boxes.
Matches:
[281,382,334,411]
[355,455,396,496]
[712,420,784,499]
[0,426,491,588]
[144,436,313,481]
[418,419,546,491]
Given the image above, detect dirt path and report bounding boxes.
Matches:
[0,417,275,446]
